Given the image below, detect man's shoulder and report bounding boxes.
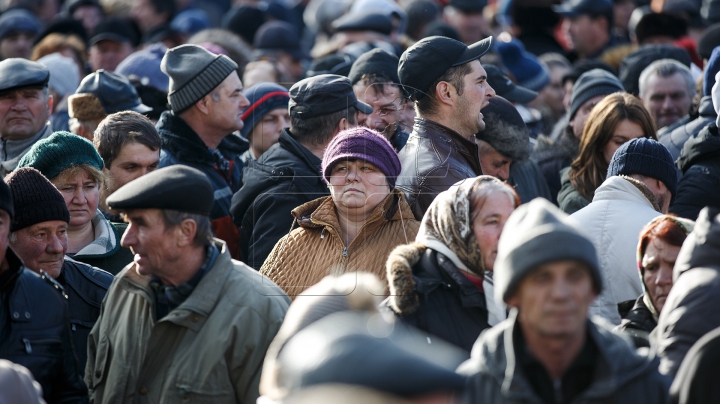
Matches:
[63,257,114,290]
[214,257,291,314]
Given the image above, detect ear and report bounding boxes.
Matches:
[434,81,455,107]
[336,117,349,133]
[195,95,212,115]
[176,219,198,248]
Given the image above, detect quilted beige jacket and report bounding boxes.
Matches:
[260,190,419,299]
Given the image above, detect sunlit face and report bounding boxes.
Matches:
[477,139,512,181]
[105,142,160,196]
[121,208,180,278]
[472,191,515,272]
[10,220,68,278]
[642,238,680,313]
[0,88,52,141]
[53,169,100,229]
[354,82,404,139]
[602,119,644,164]
[249,108,289,157]
[208,72,250,135]
[329,159,390,217]
[641,72,692,129]
[569,94,605,139]
[454,60,496,136]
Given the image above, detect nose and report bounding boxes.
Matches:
[486,83,496,99]
[657,267,673,286]
[498,165,510,181]
[549,278,572,300]
[661,95,673,111]
[238,92,250,109]
[47,233,65,254]
[72,187,88,204]
[346,166,360,182]
[121,223,137,248]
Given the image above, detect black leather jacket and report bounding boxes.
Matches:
[59,257,113,374]
[396,118,482,219]
[0,249,88,403]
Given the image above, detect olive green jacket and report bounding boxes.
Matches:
[557,167,591,214]
[85,239,290,404]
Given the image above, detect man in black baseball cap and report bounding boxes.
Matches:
[88,17,138,72]
[396,35,495,218]
[231,74,371,270]
[554,0,615,61]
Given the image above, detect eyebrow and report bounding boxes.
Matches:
[477,75,487,82]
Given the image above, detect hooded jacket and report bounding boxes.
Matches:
[261,190,419,299]
[457,311,669,404]
[569,176,661,324]
[70,211,133,275]
[557,167,591,214]
[661,95,716,161]
[395,118,482,219]
[657,207,720,378]
[85,239,290,404]
[157,111,248,258]
[230,129,330,270]
[670,122,720,220]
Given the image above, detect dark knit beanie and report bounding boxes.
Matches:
[322,127,401,188]
[348,48,401,86]
[704,47,720,97]
[240,82,290,138]
[17,132,104,181]
[698,22,720,60]
[0,178,12,219]
[161,44,239,113]
[476,96,530,161]
[569,69,624,120]
[607,138,678,196]
[5,167,69,232]
[495,39,550,92]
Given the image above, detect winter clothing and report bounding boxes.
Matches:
[396,118,482,219]
[69,70,151,120]
[670,122,720,220]
[254,21,309,61]
[615,295,657,348]
[289,75,371,119]
[607,137,678,196]
[670,324,720,404]
[321,128,401,187]
[38,53,79,97]
[532,125,580,203]
[495,39,550,92]
[568,69,624,121]
[4,167,69,231]
[569,176,662,324]
[0,359,45,404]
[261,190,419,298]
[69,210,133,275]
[85,239,289,404]
[0,9,39,41]
[17,131,104,181]
[0,175,11,218]
[160,44,239,113]
[558,166,591,214]
[483,65,537,104]
[476,96,530,161]
[457,310,670,404]
[116,43,169,92]
[0,125,52,177]
[157,111,248,258]
[390,127,409,152]
[348,48,402,87]
[657,207,720,378]
[618,44,691,96]
[507,160,553,204]
[661,95,716,161]
[0,249,88,403]
[231,129,329,269]
[107,165,215,216]
[698,23,720,59]
[0,58,48,95]
[240,83,290,138]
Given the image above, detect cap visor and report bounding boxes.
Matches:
[552,5,580,16]
[355,100,373,114]
[503,86,538,104]
[131,103,153,114]
[90,33,130,46]
[453,36,493,66]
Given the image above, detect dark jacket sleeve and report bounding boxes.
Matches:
[56,306,89,404]
[411,167,475,220]
[670,164,720,220]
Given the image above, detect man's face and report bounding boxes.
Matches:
[563,15,604,57]
[121,208,180,278]
[0,88,52,141]
[642,72,692,129]
[354,82,404,139]
[10,220,68,278]
[88,40,135,72]
[0,32,35,60]
[569,94,605,139]
[105,142,160,196]
[207,72,250,135]
[130,0,168,33]
[476,139,512,181]
[249,108,289,157]
[445,9,488,44]
[454,60,495,136]
[508,260,596,339]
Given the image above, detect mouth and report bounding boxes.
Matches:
[345,188,362,194]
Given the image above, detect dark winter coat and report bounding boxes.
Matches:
[558,166,591,214]
[657,206,720,378]
[383,243,490,353]
[396,118,482,219]
[59,257,113,375]
[71,221,133,276]
[230,129,329,269]
[532,126,579,204]
[661,96,716,162]
[670,122,720,220]
[457,310,670,404]
[615,295,657,348]
[670,325,720,404]
[508,159,552,204]
[390,127,409,152]
[0,249,88,403]
[157,110,248,258]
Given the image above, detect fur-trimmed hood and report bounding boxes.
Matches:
[386,242,426,314]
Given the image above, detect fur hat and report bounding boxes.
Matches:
[475,96,530,161]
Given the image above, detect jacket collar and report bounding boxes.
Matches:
[411,118,481,174]
[277,129,322,173]
[0,124,52,173]
[0,248,24,293]
[591,176,661,212]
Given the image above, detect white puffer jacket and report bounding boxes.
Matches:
[570,176,661,324]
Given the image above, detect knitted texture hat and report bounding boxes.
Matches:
[240,82,289,138]
[607,137,678,196]
[495,198,601,303]
[17,131,104,180]
[322,127,401,188]
[5,167,69,232]
[161,44,238,113]
[569,68,624,120]
[495,39,550,92]
[0,177,12,218]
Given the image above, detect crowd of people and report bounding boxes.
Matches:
[1,0,720,402]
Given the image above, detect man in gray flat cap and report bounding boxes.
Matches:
[85,165,290,404]
[0,58,53,176]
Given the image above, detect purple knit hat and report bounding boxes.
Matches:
[322,127,401,188]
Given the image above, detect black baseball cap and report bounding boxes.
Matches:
[553,0,612,18]
[484,64,537,104]
[398,35,493,101]
[75,69,152,114]
[289,74,372,119]
[90,17,140,47]
[448,0,487,13]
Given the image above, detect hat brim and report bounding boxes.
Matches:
[452,36,493,67]
[502,85,538,104]
[355,99,373,114]
[552,4,581,16]
[90,33,131,46]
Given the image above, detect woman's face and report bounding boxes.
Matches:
[472,192,515,272]
[603,119,645,164]
[54,169,100,228]
[642,237,680,313]
[329,159,390,216]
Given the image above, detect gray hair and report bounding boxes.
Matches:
[160,210,214,247]
[638,59,694,100]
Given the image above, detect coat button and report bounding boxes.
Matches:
[12,312,19,319]
[24,312,30,319]
[139,387,148,395]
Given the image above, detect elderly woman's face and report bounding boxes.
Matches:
[642,237,679,313]
[329,159,390,214]
[472,192,515,272]
[54,169,100,228]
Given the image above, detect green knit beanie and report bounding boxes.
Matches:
[17,131,104,180]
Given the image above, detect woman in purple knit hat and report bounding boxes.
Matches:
[260,127,420,299]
